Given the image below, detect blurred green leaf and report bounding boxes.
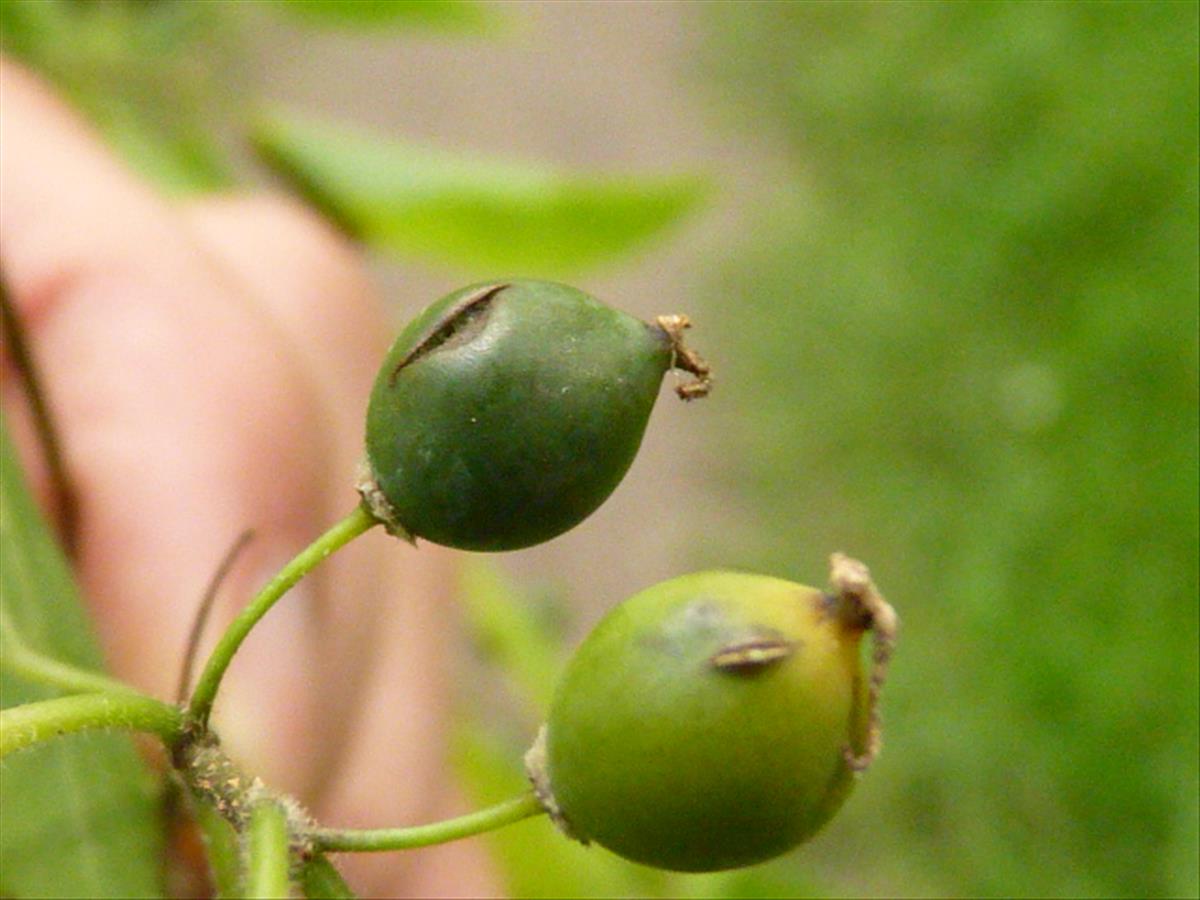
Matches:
[452,563,658,897]
[276,0,502,33]
[194,800,244,900]
[0,0,236,192]
[0,416,166,898]
[698,3,1199,898]
[672,867,829,900]
[95,96,233,193]
[252,111,709,276]
[299,854,358,899]
[457,560,563,716]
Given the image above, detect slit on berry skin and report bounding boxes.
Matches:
[710,637,796,672]
[389,282,508,386]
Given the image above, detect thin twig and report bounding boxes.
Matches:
[0,271,79,554]
[176,530,256,705]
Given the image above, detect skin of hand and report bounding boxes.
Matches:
[0,58,496,898]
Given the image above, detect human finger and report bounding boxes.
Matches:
[0,58,334,797]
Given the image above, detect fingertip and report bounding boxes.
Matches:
[181,190,387,350]
[0,57,187,314]
[180,191,389,439]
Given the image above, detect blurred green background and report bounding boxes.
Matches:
[2,1,1196,898]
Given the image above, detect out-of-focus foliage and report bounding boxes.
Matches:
[0,0,236,190]
[697,3,1198,898]
[455,560,653,898]
[0,0,502,192]
[253,112,709,276]
[279,0,503,33]
[0,417,166,898]
[0,0,702,278]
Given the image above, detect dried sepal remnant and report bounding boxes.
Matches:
[523,725,582,842]
[829,552,898,773]
[354,461,415,543]
[655,314,713,400]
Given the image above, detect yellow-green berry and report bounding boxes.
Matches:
[531,558,895,872]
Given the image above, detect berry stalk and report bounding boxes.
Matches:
[310,792,544,853]
[186,504,379,729]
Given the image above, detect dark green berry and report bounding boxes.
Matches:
[360,280,709,551]
[529,558,896,872]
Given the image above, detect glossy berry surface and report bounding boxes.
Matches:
[363,280,675,551]
[542,570,870,872]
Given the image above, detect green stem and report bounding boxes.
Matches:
[0,606,138,697]
[246,800,293,900]
[299,855,357,899]
[311,792,544,854]
[0,692,184,757]
[187,505,378,728]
